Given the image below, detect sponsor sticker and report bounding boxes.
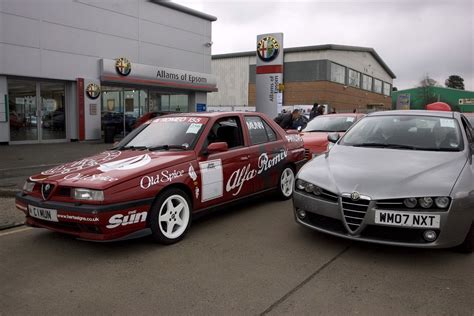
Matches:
[140,169,185,189]
[57,214,99,223]
[63,173,118,182]
[106,210,147,229]
[246,121,265,130]
[98,154,151,172]
[154,117,205,124]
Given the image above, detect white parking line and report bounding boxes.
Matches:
[0,227,32,237]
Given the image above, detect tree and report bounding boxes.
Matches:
[392,86,398,92]
[445,75,465,90]
[417,75,439,108]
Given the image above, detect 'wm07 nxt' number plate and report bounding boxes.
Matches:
[375,210,440,228]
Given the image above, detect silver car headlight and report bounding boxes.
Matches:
[418,197,433,209]
[434,197,450,208]
[23,181,35,192]
[296,179,323,196]
[73,188,104,201]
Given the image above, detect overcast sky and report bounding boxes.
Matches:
[177,0,473,91]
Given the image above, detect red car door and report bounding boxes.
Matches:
[243,115,288,193]
[195,115,253,209]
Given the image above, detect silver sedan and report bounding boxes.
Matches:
[293,110,474,252]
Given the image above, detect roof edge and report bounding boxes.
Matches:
[212,44,396,79]
[150,0,217,22]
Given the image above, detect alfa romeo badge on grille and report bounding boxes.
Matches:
[351,191,360,201]
[41,183,53,200]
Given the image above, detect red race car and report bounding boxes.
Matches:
[16,112,306,244]
[300,113,365,159]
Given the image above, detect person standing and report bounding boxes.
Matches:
[309,103,319,120]
[274,109,301,130]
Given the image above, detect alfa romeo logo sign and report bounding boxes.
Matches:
[257,36,280,62]
[351,191,360,201]
[115,57,131,76]
[86,83,101,99]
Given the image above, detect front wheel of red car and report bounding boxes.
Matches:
[278,166,295,200]
[149,188,192,245]
[455,222,473,254]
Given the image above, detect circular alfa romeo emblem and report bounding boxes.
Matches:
[257,36,280,62]
[86,83,101,99]
[351,191,360,201]
[115,57,131,76]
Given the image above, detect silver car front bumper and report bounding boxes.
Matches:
[293,190,473,248]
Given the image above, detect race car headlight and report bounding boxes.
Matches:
[23,181,35,192]
[418,197,433,209]
[434,197,450,209]
[73,188,104,201]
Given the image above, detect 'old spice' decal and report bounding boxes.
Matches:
[37,151,121,179]
[98,154,151,172]
[106,210,147,229]
[140,169,185,189]
[226,150,288,196]
[63,173,118,182]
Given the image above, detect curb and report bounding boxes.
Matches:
[0,189,19,198]
[0,222,24,231]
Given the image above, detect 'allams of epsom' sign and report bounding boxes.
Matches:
[100,58,217,92]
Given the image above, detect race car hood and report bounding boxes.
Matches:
[29,150,195,189]
[299,144,468,199]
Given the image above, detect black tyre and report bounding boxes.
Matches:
[277,166,295,200]
[149,188,192,244]
[455,223,473,254]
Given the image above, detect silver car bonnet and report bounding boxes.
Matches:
[299,144,468,199]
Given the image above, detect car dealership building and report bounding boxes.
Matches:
[0,0,217,144]
[208,44,396,114]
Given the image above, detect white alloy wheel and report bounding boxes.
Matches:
[280,167,295,199]
[158,194,190,240]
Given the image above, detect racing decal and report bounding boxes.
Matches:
[140,169,185,190]
[154,117,205,124]
[226,150,288,196]
[195,187,200,199]
[186,123,203,134]
[285,134,303,143]
[63,173,118,182]
[98,154,151,172]
[188,164,197,181]
[36,151,121,179]
[57,214,99,223]
[199,159,223,202]
[106,210,147,229]
[246,120,265,130]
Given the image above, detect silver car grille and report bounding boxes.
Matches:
[341,197,370,232]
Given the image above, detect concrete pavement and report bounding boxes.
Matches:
[1,197,472,315]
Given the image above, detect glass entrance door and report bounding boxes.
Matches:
[8,79,67,142]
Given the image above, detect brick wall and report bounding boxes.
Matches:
[248,81,391,113]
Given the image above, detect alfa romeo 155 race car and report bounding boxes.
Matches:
[293,110,474,252]
[16,112,305,244]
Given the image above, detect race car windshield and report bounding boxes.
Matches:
[303,116,356,132]
[120,117,208,150]
[340,115,464,152]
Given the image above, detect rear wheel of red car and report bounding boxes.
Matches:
[456,222,473,254]
[278,166,295,200]
[149,188,191,244]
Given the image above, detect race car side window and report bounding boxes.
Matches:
[245,116,273,145]
[203,116,244,150]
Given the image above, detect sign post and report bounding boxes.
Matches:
[255,33,284,119]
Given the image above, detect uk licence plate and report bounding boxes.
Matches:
[28,205,58,222]
[375,210,440,228]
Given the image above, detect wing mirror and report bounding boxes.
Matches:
[327,133,340,143]
[207,142,228,154]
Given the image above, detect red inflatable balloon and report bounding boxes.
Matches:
[425,102,451,111]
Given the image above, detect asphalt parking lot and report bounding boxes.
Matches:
[1,196,473,315]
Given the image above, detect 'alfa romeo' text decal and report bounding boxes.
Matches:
[226,150,288,196]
